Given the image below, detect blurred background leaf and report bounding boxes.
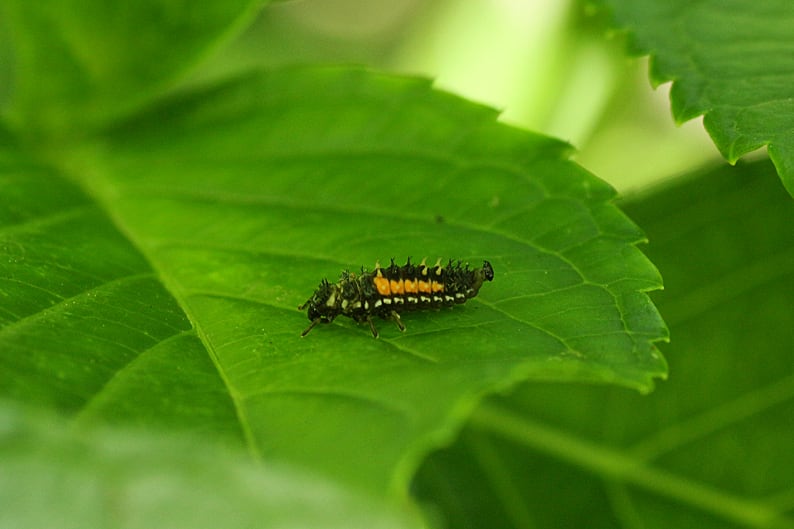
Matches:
[0,403,424,529]
[0,0,266,137]
[413,160,794,528]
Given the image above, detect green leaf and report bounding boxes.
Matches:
[413,160,794,528]
[0,403,423,529]
[597,0,794,195]
[0,0,265,137]
[1,67,666,497]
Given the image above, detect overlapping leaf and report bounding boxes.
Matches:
[598,0,794,194]
[414,160,794,528]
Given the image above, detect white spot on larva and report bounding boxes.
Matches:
[326,293,336,306]
[341,299,349,309]
[455,293,466,299]
[433,296,442,302]
[393,297,404,304]
[374,300,382,308]
[445,295,454,302]
[407,296,417,303]
[420,296,430,303]
[383,298,392,304]
[353,301,362,308]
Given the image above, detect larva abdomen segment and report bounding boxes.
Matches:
[372,258,454,311]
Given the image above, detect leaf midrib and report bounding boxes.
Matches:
[629,371,794,462]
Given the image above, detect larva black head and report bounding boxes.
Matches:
[482,260,494,281]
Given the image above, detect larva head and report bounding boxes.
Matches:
[482,260,494,281]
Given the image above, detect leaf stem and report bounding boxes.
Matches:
[471,402,792,529]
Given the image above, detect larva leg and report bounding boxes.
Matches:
[366,316,379,338]
[390,311,406,332]
[301,318,322,337]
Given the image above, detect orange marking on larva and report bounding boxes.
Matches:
[431,281,444,293]
[404,278,418,293]
[374,276,391,296]
[390,279,404,294]
[418,280,431,293]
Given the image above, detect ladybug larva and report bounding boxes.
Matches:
[299,258,494,338]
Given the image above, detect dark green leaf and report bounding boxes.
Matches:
[597,0,794,194]
[0,0,266,137]
[414,160,794,528]
[1,67,666,496]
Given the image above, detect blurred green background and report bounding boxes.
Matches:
[194,0,722,192]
